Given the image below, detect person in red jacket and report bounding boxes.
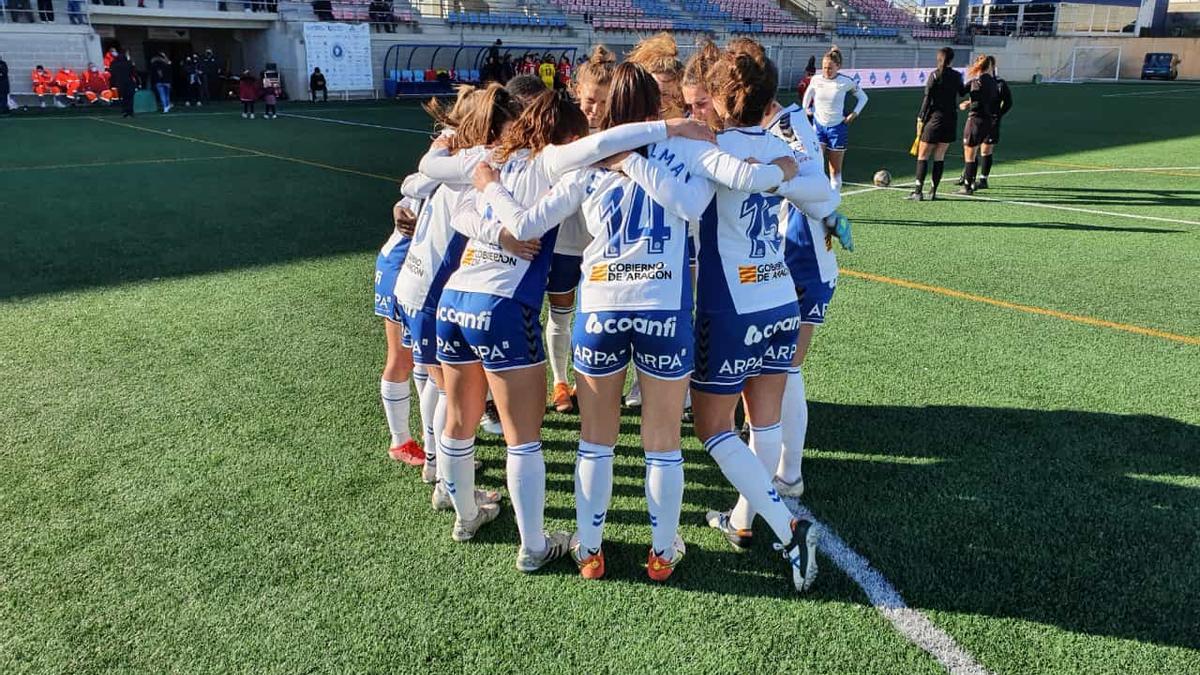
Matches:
[32,65,58,106]
[55,67,81,100]
[238,69,258,118]
[81,63,117,103]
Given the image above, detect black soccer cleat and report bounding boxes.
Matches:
[953,175,965,186]
[975,177,989,190]
[705,510,753,551]
[775,518,820,593]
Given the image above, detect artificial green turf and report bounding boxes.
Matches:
[1,83,1198,673]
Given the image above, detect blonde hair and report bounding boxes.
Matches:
[446,83,521,153]
[574,44,617,89]
[422,84,477,131]
[823,46,843,68]
[493,90,590,164]
[626,32,682,79]
[682,39,720,88]
[967,53,991,79]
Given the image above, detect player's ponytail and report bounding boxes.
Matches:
[708,50,776,128]
[574,44,616,90]
[449,82,521,153]
[423,84,477,131]
[824,46,843,69]
[967,54,990,79]
[493,89,589,163]
[935,47,955,79]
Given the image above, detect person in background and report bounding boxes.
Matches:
[31,65,57,107]
[238,69,257,118]
[184,55,202,106]
[109,51,137,117]
[81,63,117,103]
[54,66,81,101]
[908,46,963,202]
[555,55,571,90]
[67,0,85,23]
[260,68,279,119]
[104,47,119,71]
[0,55,10,115]
[975,55,1012,190]
[537,54,556,90]
[201,49,218,102]
[957,54,997,195]
[309,67,327,102]
[36,0,53,22]
[795,55,815,101]
[150,51,172,112]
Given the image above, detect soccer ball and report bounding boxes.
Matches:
[873,169,892,187]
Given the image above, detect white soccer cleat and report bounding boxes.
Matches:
[624,379,642,408]
[432,482,501,512]
[515,530,571,573]
[421,459,437,484]
[772,475,805,498]
[775,518,819,592]
[479,400,503,436]
[451,502,500,542]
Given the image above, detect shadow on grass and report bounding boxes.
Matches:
[477,400,1200,649]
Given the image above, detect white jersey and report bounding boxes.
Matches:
[696,126,834,315]
[802,72,868,128]
[764,103,839,285]
[553,212,591,257]
[428,121,670,307]
[480,136,786,313]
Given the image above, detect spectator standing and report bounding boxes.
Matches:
[200,49,218,102]
[67,0,85,23]
[9,0,35,23]
[260,67,279,118]
[238,69,257,118]
[309,67,327,102]
[0,56,9,115]
[150,51,172,112]
[37,0,54,22]
[311,0,332,20]
[109,51,137,117]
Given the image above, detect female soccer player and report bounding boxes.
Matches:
[908,47,964,201]
[471,62,794,582]
[375,193,421,466]
[801,46,868,191]
[681,40,720,126]
[545,45,617,414]
[394,85,519,514]
[958,54,998,195]
[976,55,1013,190]
[694,48,830,592]
[423,92,714,569]
[626,32,685,120]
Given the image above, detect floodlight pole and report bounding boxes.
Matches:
[954,0,971,40]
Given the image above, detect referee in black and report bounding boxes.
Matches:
[975,56,1012,190]
[958,54,999,195]
[908,47,965,201]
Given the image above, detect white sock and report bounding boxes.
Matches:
[831,173,843,191]
[547,305,574,386]
[574,441,615,553]
[645,449,685,555]
[439,435,477,520]
[730,422,783,530]
[416,374,440,464]
[507,442,547,554]
[705,432,792,544]
[433,389,448,480]
[380,378,411,446]
[777,367,807,484]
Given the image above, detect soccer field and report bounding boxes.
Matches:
[2,82,1198,673]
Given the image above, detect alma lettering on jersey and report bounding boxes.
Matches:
[737,261,790,284]
[584,313,678,337]
[588,262,673,282]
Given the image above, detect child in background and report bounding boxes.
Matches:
[261,66,281,119]
[238,69,258,119]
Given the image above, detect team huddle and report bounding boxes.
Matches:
[372,35,859,592]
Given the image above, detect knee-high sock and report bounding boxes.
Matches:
[931,160,946,191]
[433,388,449,479]
[980,153,994,179]
[546,305,574,386]
[914,159,928,190]
[439,435,477,520]
[830,173,842,191]
[507,441,547,554]
[574,441,614,553]
[705,431,793,544]
[381,378,411,446]
[729,423,784,530]
[645,449,685,555]
[964,161,978,186]
[776,367,808,484]
[416,373,440,464]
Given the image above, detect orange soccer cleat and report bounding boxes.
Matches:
[646,536,686,583]
[551,382,574,413]
[388,438,425,466]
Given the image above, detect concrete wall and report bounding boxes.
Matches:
[0,23,101,93]
[985,36,1200,81]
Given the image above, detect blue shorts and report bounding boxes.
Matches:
[815,121,849,151]
[398,305,438,364]
[691,302,801,395]
[547,253,583,295]
[573,310,693,380]
[436,290,545,371]
[373,251,405,322]
[797,278,836,325]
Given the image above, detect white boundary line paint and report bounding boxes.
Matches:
[843,181,1200,227]
[840,186,884,197]
[0,104,402,120]
[785,499,993,675]
[279,112,432,135]
[990,166,1200,179]
[0,154,254,172]
[1101,88,1200,98]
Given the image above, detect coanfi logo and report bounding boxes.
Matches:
[437,306,493,331]
[743,315,801,346]
[585,314,677,337]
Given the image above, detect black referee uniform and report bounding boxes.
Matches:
[909,65,965,200]
[962,72,998,148]
[983,77,1012,146]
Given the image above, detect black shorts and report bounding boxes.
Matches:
[963,115,992,147]
[920,111,957,144]
[984,117,1001,145]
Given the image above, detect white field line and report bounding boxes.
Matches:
[841,186,884,197]
[278,112,432,135]
[991,166,1200,179]
[1101,88,1200,98]
[787,499,993,675]
[843,181,1200,227]
[0,104,402,120]
[0,154,254,172]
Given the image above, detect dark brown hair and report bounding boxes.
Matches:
[493,89,590,162]
[682,40,720,88]
[601,62,661,129]
[707,50,777,127]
